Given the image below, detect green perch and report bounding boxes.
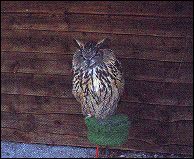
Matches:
[85,114,131,147]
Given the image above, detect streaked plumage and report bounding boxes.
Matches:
[72,38,124,120]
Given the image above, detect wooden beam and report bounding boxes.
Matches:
[2,93,193,121]
[1,1,193,18]
[2,29,192,62]
[1,72,192,107]
[1,12,192,37]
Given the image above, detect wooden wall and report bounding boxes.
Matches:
[1,1,193,155]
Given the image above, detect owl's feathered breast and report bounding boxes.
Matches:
[72,49,124,119]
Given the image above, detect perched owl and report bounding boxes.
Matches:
[72,38,124,121]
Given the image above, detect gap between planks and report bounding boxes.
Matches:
[1,50,193,64]
[1,10,193,19]
[1,71,193,85]
[1,27,192,39]
[1,111,193,123]
[1,92,192,108]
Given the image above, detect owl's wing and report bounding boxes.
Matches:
[72,51,83,101]
[101,49,125,95]
[115,59,123,76]
[114,59,125,95]
[72,50,81,71]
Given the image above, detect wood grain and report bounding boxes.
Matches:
[1,127,93,147]
[1,112,87,136]
[1,72,73,98]
[1,72,192,107]
[1,112,193,154]
[2,93,193,121]
[1,1,193,18]
[2,29,192,62]
[123,79,192,107]
[1,56,193,84]
[1,1,193,155]
[1,12,192,37]
[2,127,192,155]
[1,112,193,146]
[1,93,81,115]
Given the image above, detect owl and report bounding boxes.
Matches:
[72,38,124,121]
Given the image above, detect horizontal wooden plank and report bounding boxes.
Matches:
[1,57,72,76]
[1,72,193,107]
[118,102,193,122]
[1,127,93,147]
[1,12,192,37]
[127,119,193,146]
[1,55,193,84]
[2,127,192,155]
[1,72,73,98]
[1,112,87,136]
[1,93,193,122]
[1,112,193,150]
[1,1,193,18]
[1,93,80,115]
[2,112,193,146]
[122,59,193,83]
[2,127,193,156]
[1,29,193,62]
[124,80,193,106]
[158,144,192,156]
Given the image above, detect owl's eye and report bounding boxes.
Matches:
[95,54,100,57]
[79,49,84,57]
[95,51,102,57]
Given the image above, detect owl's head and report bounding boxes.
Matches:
[73,38,110,68]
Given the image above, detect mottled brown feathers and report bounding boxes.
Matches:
[72,39,124,120]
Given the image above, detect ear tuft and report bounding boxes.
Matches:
[96,38,110,49]
[73,39,84,49]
